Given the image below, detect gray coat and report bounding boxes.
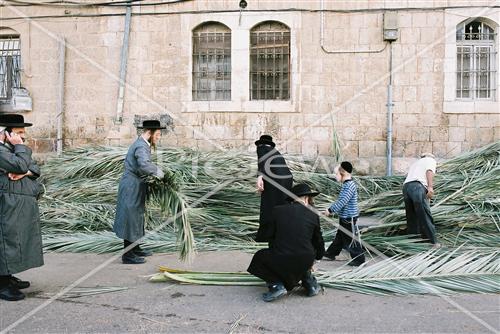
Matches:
[113,137,163,242]
[0,142,44,275]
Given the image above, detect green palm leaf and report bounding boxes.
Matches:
[153,249,500,296]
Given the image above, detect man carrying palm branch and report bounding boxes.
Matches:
[113,120,165,264]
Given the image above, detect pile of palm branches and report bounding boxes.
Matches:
[39,142,499,261]
[38,146,397,259]
[37,141,499,295]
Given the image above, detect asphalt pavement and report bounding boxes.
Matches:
[1,251,499,333]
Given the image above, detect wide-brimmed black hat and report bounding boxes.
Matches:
[137,120,166,130]
[254,134,276,147]
[0,114,32,127]
[288,183,320,200]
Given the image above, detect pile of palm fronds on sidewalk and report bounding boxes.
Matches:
[39,142,499,262]
[38,141,499,294]
[38,146,397,259]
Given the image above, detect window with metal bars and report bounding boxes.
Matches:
[192,22,231,101]
[456,20,496,100]
[250,21,290,100]
[0,35,21,100]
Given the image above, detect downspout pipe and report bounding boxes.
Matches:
[56,37,66,156]
[115,1,132,124]
[387,42,394,176]
[320,0,390,171]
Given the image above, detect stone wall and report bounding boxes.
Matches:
[0,0,498,174]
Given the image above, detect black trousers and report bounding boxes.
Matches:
[326,217,365,265]
[0,275,11,288]
[403,181,437,244]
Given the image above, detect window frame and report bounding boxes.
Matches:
[0,34,21,101]
[192,22,232,102]
[455,20,496,101]
[249,21,291,101]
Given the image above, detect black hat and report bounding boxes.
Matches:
[254,134,275,147]
[288,183,320,200]
[137,120,166,130]
[0,114,33,127]
[340,161,353,174]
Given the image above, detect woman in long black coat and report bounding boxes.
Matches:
[248,184,325,302]
[255,135,293,243]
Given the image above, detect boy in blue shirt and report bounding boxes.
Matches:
[323,161,365,266]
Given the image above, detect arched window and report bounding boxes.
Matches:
[192,22,231,101]
[0,27,21,100]
[250,21,290,100]
[456,20,496,99]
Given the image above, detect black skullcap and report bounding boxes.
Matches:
[340,161,353,174]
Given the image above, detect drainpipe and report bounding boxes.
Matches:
[56,37,66,156]
[386,42,394,176]
[115,1,132,124]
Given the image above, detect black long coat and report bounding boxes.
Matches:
[248,202,325,290]
[0,142,44,275]
[113,138,163,242]
[255,145,293,242]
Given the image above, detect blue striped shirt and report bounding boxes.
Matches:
[328,179,359,218]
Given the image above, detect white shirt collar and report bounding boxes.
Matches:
[141,136,151,147]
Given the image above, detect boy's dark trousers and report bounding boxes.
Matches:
[325,217,365,265]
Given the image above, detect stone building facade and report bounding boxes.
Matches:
[0,0,499,174]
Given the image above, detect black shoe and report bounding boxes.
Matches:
[122,254,146,264]
[322,254,336,261]
[347,261,363,267]
[262,283,287,302]
[134,249,153,257]
[307,285,321,297]
[0,286,25,301]
[10,276,30,290]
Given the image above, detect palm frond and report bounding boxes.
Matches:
[153,249,500,296]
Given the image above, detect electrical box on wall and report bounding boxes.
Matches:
[383,11,399,41]
[11,88,32,112]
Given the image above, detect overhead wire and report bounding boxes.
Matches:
[0,5,499,20]
[1,0,188,7]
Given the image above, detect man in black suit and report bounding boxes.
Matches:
[247,184,325,302]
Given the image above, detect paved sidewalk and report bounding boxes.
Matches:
[1,251,498,333]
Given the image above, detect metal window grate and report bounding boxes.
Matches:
[456,21,496,100]
[192,23,231,101]
[456,21,496,41]
[250,22,290,100]
[0,37,21,100]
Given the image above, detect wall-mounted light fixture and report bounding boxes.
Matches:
[239,0,248,25]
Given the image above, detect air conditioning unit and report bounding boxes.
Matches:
[10,88,32,111]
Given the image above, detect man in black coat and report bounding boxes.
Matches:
[255,135,293,243]
[0,114,43,301]
[248,184,325,302]
[113,120,165,264]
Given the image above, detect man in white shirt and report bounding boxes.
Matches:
[402,153,438,246]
